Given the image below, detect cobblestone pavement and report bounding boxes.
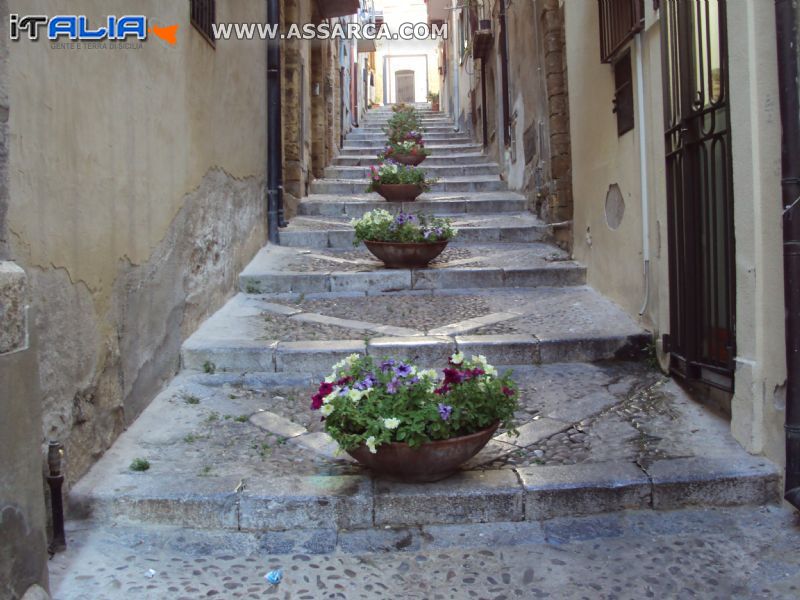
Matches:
[50,505,800,599]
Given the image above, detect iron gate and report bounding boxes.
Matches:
[661,0,735,391]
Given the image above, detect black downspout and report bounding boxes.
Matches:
[498,0,511,147]
[775,0,800,509]
[267,0,285,244]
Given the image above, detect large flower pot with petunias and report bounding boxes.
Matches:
[351,209,457,268]
[367,162,434,203]
[310,353,519,482]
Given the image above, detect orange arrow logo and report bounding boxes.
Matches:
[150,23,178,46]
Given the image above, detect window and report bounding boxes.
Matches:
[190,0,216,47]
[612,51,634,136]
[598,0,644,63]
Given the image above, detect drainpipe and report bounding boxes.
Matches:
[775,0,800,510]
[452,0,460,132]
[266,0,284,243]
[635,33,650,317]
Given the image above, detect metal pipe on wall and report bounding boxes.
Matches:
[774,0,800,510]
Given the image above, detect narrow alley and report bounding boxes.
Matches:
[1,1,799,599]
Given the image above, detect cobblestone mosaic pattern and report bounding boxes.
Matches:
[50,506,800,599]
[298,294,496,332]
[262,314,364,342]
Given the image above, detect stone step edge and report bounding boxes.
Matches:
[67,455,781,532]
[239,263,586,294]
[296,198,529,216]
[181,332,652,374]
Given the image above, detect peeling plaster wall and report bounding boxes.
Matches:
[6,0,268,485]
[0,1,50,595]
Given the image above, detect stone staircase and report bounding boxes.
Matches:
[182,106,648,376]
[67,106,780,535]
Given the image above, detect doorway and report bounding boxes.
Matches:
[395,70,415,103]
[661,0,735,391]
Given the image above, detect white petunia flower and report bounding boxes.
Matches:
[348,389,366,403]
[324,390,338,404]
[320,404,334,417]
[450,351,465,365]
[383,417,401,430]
[365,436,378,454]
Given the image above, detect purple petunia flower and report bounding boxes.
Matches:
[438,403,453,421]
[387,377,400,394]
[393,363,413,378]
[381,359,396,372]
[338,386,350,396]
[354,374,378,391]
[409,376,420,385]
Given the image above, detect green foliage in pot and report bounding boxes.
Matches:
[351,209,458,244]
[365,161,436,193]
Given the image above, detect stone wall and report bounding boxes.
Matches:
[5,0,268,487]
[464,0,573,236]
[0,3,50,596]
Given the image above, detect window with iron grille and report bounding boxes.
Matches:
[190,0,216,47]
[598,0,644,63]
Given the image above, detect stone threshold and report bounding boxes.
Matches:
[68,455,780,533]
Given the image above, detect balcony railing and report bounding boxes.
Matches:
[598,0,644,63]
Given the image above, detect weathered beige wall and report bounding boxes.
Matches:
[7,0,268,485]
[727,2,786,467]
[1,2,50,595]
[565,1,667,333]
[565,2,787,468]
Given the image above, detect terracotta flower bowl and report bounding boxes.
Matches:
[392,153,427,167]
[374,183,425,202]
[347,422,499,482]
[364,240,448,269]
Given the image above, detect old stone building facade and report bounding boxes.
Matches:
[431,0,572,242]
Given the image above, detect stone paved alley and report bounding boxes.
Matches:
[55,106,789,598]
[5,1,800,598]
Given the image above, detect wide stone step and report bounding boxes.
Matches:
[180,286,650,375]
[346,132,472,143]
[358,121,453,135]
[333,152,490,167]
[238,242,585,295]
[296,191,528,217]
[324,164,500,179]
[342,143,483,155]
[67,362,780,533]
[310,176,507,195]
[278,212,544,248]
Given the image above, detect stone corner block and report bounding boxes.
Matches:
[0,261,28,354]
[373,469,523,526]
[518,461,651,521]
[367,336,454,365]
[455,334,539,366]
[330,269,411,293]
[275,340,366,373]
[239,474,373,531]
[648,455,782,510]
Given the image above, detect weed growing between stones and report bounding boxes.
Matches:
[203,361,216,374]
[184,395,201,405]
[129,458,150,472]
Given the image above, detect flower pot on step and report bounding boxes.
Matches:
[363,240,449,269]
[374,183,425,202]
[347,422,499,482]
[392,153,427,167]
